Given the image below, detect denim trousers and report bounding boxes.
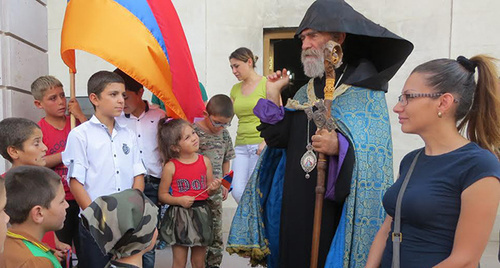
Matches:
[143,181,160,268]
[78,221,110,268]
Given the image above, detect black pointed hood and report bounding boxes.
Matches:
[296,0,413,91]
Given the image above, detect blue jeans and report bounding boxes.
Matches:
[143,182,159,268]
[78,221,110,268]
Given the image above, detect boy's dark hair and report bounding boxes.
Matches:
[113,68,143,93]
[87,70,125,98]
[4,166,61,224]
[30,76,63,101]
[206,94,234,118]
[0,118,41,162]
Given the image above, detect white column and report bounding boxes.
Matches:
[0,0,47,172]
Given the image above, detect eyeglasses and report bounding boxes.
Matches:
[397,93,443,106]
[208,116,231,128]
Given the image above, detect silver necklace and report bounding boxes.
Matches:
[300,118,317,179]
[300,64,347,179]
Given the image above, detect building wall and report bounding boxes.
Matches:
[0,0,47,171]
[43,0,500,241]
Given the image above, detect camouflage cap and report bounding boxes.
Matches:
[81,189,158,259]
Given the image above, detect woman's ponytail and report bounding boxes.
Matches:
[458,55,500,158]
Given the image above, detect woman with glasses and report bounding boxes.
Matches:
[228,47,267,203]
[366,55,500,268]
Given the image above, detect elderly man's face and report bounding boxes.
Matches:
[299,29,332,78]
[299,29,332,51]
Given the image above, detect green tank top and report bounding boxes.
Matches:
[23,240,62,268]
[6,230,62,268]
[230,77,267,146]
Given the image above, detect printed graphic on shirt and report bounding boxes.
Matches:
[193,125,235,179]
[48,140,67,155]
[177,176,207,193]
[122,143,130,155]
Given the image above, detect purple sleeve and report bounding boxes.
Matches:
[253,99,285,124]
[325,132,349,201]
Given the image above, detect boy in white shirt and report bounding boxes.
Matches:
[114,68,165,268]
[62,70,145,268]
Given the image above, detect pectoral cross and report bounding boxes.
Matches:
[304,100,338,132]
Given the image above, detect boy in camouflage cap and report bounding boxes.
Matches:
[81,189,158,268]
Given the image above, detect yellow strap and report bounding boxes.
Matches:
[6,230,51,252]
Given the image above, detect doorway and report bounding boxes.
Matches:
[263,28,307,105]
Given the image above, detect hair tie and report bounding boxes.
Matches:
[457,56,477,74]
[164,117,174,124]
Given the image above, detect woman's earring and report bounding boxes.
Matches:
[438,111,443,118]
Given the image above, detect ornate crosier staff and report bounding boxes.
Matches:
[310,40,343,268]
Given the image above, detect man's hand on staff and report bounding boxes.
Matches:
[312,129,339,156]
[266,68,290,106]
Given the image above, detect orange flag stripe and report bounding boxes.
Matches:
[61,0,186,119]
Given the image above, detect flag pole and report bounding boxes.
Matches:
[70,70,76,129]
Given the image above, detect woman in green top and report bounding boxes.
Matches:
[229,47,267,203]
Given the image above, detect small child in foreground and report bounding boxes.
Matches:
[3,166,69,267]
[157,118,221,268]
[81,189,158,268]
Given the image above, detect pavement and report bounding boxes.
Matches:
[154,236,499,268]
[152,195,500,267]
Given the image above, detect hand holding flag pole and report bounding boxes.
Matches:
[69,71,76,129]
[194,171,233,199]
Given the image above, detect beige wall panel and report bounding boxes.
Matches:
[4,36,47,92]
[1,0,48,51]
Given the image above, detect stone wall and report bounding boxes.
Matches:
[0,0,47,171]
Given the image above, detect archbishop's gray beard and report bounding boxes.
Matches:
[301,48,324,78]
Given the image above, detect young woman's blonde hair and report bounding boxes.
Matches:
[229,47,258,68]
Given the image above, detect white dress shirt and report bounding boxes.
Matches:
[116,102,166,178]
[62,115,146,202]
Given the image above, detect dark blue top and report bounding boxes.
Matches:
[381,143,500,267]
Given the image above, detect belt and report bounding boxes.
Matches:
[144,175,161,184]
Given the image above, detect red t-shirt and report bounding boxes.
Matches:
[38,117,76,200]
[171,154,209,201]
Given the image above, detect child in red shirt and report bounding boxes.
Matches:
[158,118,221,268]
[31,76,87,264]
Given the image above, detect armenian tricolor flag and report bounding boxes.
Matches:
[222,170,234,190]
[60,0,204,122]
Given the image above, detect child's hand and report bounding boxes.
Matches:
[68,98,87,122]
[54,240,71,261]
[222,186,229,201]
[179,196,195,208]
[257,140,266,155]
[209,178,222,191]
